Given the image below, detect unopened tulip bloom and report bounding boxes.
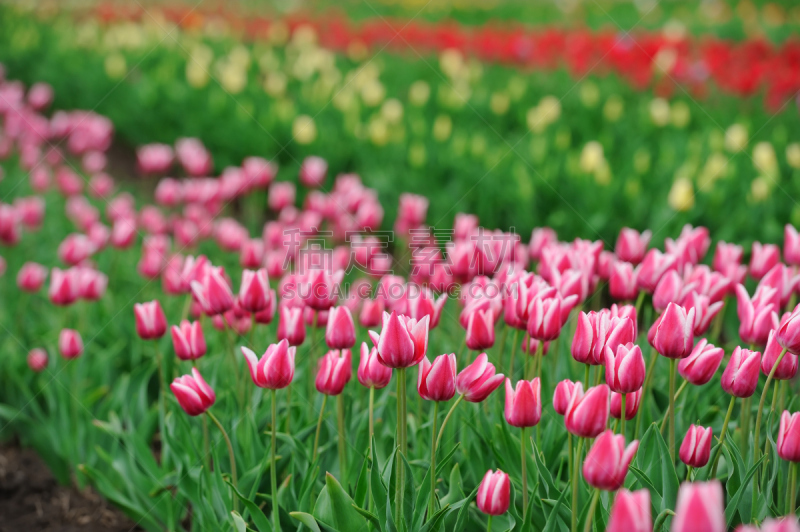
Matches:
[736,284,779,346]
[615,228,651,264]
[777,411,800,462]
[763,329,798,380]
[58,328,83,359]
[326,306,356,349]
[680,424,713,468]
[606,489,651,532]
[504,378,542,428]
[302,268,343,310]
[529,227,557,261]
[456,353,504,402]
[544,378,575,419]
[777,304,800,354]
[191,267,235,316]
[299,156,327,187]
[465,308,495,350]
[315,349,352,396]
[253,289,277,325]
[368,311,429,369]
[683,292,723,336]
[134,300,167,340]
[418,354,457,402]
[713,241,744,273]
[750,242,780,280]
[583,430,639,490]
[242,339,296,389]
[572,311,635,366]
[652,303,695,359]
[277,305,306,346]
[17,262,47,292]
[78,267,107,301]
[721,347,761,398]
[611,389,642,420]
[678,339,724,385]
[610,261,639,301]
[49,267,79,306]
[565,383,609,438]
[761,518,800,532]
[476,469,510,516]
[526,296,563,341]
[671,481,725,532]
[238,268,270,313]
[605,343,646,393]
[785,225,800,266]
[171,320,207,361]
[358,343,392,389]
[170,368,216,416]
[653,270,695,313]
[637,249,677,293]
[360,298,384,327]
[28,348,48,372]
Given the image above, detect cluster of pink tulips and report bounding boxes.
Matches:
[4,66,800,531]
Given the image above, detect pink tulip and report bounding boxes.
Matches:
[721,347,761,398]
[736,284,779,346]
[49,267,79,306]
[14,196,44,229]
[454,213,479,241]
[301,268,343,311]
[605,343,646,394]
[672,481,725,532]
[679,424,713,468]
[456,353,504,402]
[58,328,83,359]
[315,349,352,396]
[582,430,639,490]
[785,225,800,266]
[299,156,327,187]
[529,227,557,261]
[406,286,447,329]
[238,268,271,313]
[713,241,744,273]
[368,311,429,369]
[504,378,542,428]
[476,469,510,516]
[137,143,174,174]
[611,389,642,421]
[684,265,732,303]
[242,156,276,188]
[171,320,206,361]
[134,300,167,340]
[242,339,296,389]
[27,348,48,372]
[418,354,457,402]
[777,411,800,462]
[777,304,800,354]
[110,218,137,249]
[553,379,576,416]
[0,204,20,245]
[77,267,107,301]
[565,383,609,438]
[58,233,95,265]
[763,329,798,380]
[678,339,724,385]
[637,249,677,293]
[360,298,385,328]
[606,489,651,532]
[572,311,636,366]
[465,308,495,351]
[27,82,53,109]
[240,239,264,269]
[615,228,651,264]
[326,306,356,349]
[653,270,695,313]
[268,182,296,211]
[526,295,564,341]
[191,266,235,316]
[170,368,216,416]
[761,518,800,532]
[750,242,780,280]
[652,302,695,359]
[277,305,306,346]
[679,292,722,337]
[17,261,47,292]
[253,288,277,325]
[175,138,212,176]
[610,261,639,301]
[358,342,392,389]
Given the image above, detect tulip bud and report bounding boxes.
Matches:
[17,262,47,292]
[526,296,563,341]
[778,411,800,463]
[476,469,510,516]
[242,339,296,389]
[171,320,206,361]
[49,267,79,306]
[368,312,429,369]
[651,303,695,359]
[605,343,646,393]
[315,349,352,396]
[611,389,642,421]
[606,489,651,532]
[191,266,235,316]
[465,308,495,351]
[582,430,639,490]
[763,329,798,380]
[672,481,725,532]
[713,241,743,273]
[456,353,504,402]
[253,289,277,325]
[58,328,83,359]
[683,292,723,336]
[777,304,800,354]
[134,300,167,340]
[721,347,761,398]
[750,242,780,280]
[785,225,800,266]
[417,354,457,402]
[238,268,271,313]
[609,261,639,301]
[637,249,677,293]
[299,156,327,187]
[678,339,724,386]
[28,348,48,372]
[761,518,800,532]
[504,378,542,428]
[572,311,635,366]
[277,305,306,346]
[359,298,384,327]
[326,306,356,349]
[565,383,609,438]
[736,284,779,346]
[358,342,392,389]
[553,379,576,416]
[679,424,712,468]
[170,368,216,416]
[615,228,651,265]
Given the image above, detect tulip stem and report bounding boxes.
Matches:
[634,290,646,319]
[337,394,347,483]
[271,389,280,532]
[368,386,375,516]
[312,395,327,464]
[487,515,493,532]
[508,329,520,377]
[752,347,788,512]
[435,395,465,450]
[620,394,627,438]
[567,433,573,492]
[788,462,798,515]
[686,466,693,482]
[583,488,601,532]
[710,395,737,478]
[583,365,590,389]
[659,379,689,435]
[668,359,677,462]
[206,410,238,512]
[571,437,584,532]
[635,348,659,441]
[396,368,408,528]
[520,426,529,517]
[429,401,439,520]
[535,341,543,444]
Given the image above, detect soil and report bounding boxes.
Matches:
[0,442,142,531]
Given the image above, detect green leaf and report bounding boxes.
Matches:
[452,486,479,531]
[352,505,382,530]
[400,453,416,530]
[226,479,273,532]
[325,472,369,531]
[418,504,450,532]
[232,511,248,532]
[290,512,322,532]
[541,485,570,532]
[725,455,766,527]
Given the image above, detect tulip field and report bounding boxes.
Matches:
[3,2,800,532]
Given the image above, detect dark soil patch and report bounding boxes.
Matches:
[0,443,142,532]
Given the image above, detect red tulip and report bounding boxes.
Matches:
[49,267,79,306]
[678,339,724,386]
[605,343,646,393]
[465,308,495,351]
[110,218,137,249]
[417,354,457,402]
[58,328,83,359]
[672,481,725,532]
[582,430,639,490]
[651,302,695,359]
[615,228,651,264]
[368,311,429,369]
[277,305,306,346]
[526,295,563,341]
[763,329,798,380]
[315,349,352,396]
[736,284,779,346]
[611,389,642,420]
[476,469,510,516]
[406,285,447,329]
[606,489,651,532]
[750,242,780,280]
[238,268,271,313]
[27,348,48,372]
[456,353,504,402]
[301,268,343,311]
[242,339,296,390]
[171,320,206,361]
[58,233,95,265]
[191,266,234,316]
[0,203,20,245]
[682,292,723,336]
[134,300,167,340]
[358,342,392,389]
[777,411,800,462]
[777,304,800,354]
[553,379,576,416]
[653,270,695,313]
[504,377,542,428]
[565,383,609,438]
[17,261,47,292]
[325,306,356,349]
[77,267,107,301]
[170,368,216,416]
[610,261,639,301]
[721,347,761,398]
[679,424,713,468]
[572,311,635,366]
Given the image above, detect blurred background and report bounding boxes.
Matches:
[2,0,799,245]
